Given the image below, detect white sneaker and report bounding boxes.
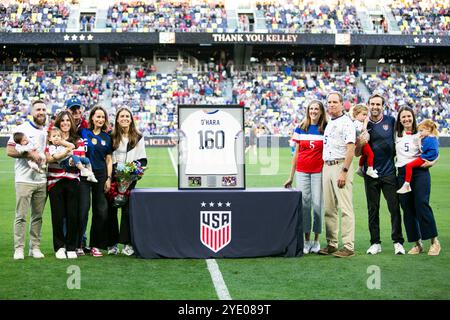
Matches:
[13,248,24,260]
[366,243,382,255]
[366,167,379,179]
[107,245,119,255]
[87,173,98,183]
[55,248,67,259]
[394,242,405,255]
[122,244,135,256]
[303,241,312,254]
[66,251,78,259]
[29,248,45,259]
[356,167,364,177]
[397,182,411,194]
[80,168,90,177]
[310,241,321,253]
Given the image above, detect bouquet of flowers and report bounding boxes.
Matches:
[107,161,146,207]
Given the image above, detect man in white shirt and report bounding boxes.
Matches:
[6,100,48,260]
[319,92,356,258]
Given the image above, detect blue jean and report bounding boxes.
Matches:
[60,155,91,171]
[397,166,438,242]
[296,171,323,234]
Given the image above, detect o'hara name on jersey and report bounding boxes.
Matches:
[201,119,221,125]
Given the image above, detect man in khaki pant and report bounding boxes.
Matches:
[7,100,48,260]
[319,92,356,258]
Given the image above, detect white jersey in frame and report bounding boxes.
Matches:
[181,109,241,175]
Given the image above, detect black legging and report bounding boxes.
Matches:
[79,168,109,249]
[107,198,132,247]
[49,179,80,252]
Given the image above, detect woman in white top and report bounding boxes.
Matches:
[395,106,440,256]
[106,107,147,256]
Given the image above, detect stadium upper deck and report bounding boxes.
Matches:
[0,0,449,35]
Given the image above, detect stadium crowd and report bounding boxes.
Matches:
[1,60,449,136]
[0,0,450,35]
[257,0,363,34]
[0,0,69,33]
[363,70,450,134]
[0,66,103,135]
[390,0,450,35]
[105,1,227,32]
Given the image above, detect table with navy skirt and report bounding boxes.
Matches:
[129,188,303,259]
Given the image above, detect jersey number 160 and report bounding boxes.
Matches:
[198,130,225,149]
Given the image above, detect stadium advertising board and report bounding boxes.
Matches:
[1,32,449,46]
[177,105,245,190]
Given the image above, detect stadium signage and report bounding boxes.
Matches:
[212,33,298,43]
[144,136,178,147]
[1,32,449,46]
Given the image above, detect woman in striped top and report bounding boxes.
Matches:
[46,111,86,259]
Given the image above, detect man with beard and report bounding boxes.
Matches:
[356,93,405,255]
[7,100,48,260]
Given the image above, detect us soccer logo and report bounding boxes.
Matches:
[200,202,232,252]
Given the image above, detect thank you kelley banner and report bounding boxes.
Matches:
[212,33,299,43]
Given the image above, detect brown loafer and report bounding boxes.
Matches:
[318,245,338,255]
[332,247,355,258]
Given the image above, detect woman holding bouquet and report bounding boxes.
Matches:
[107,107,147,256]
[79,106,113,257]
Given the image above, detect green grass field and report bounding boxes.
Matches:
[0,147,449,300]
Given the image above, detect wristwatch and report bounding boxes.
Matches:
[342,167,348,173]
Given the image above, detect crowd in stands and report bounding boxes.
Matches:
[390,0,450,35]
[1,0,450,35]
[363,70,450,134]
[1,59,449,136]
[105,64,230,136]
[0,66,103,135]
[106,1,227,32]
[0,1,69,33]
[256,0,363,34]
[233,70,360,136]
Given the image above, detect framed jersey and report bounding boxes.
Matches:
[178,105,245,189]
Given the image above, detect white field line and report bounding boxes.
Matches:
[167,147,178,176]
[206,259,232,300]
[166,148,232,300]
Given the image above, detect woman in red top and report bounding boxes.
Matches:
[284,100,327,254]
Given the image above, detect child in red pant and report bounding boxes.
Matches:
[397,119,439,194]
[353,104,379,178]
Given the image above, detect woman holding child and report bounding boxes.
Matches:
[395,106,441,256]
[46,111,86,259]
